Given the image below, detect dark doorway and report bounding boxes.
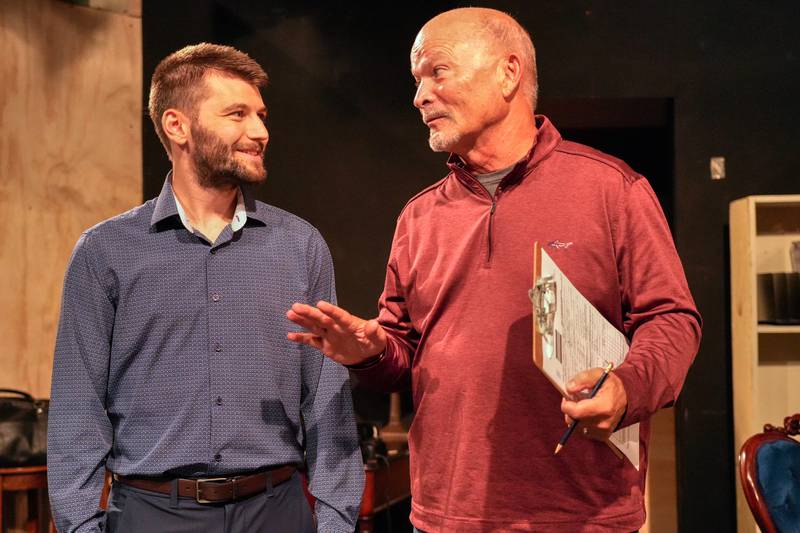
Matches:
[539,98,675,228]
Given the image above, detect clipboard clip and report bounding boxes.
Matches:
[529,275,557,358]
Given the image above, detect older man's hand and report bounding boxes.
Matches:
[560,367,628,441]
[286,301,386,366]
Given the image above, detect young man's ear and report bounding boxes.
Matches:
[162,109,190,149]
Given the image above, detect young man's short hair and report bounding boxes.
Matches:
[148,43,268,157]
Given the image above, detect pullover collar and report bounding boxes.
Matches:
[446,115,562,195]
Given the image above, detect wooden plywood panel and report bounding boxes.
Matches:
[0,0,141,398]
[74,0,142,17]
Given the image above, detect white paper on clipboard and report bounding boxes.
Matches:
[531,244,640,470]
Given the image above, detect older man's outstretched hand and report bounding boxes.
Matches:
[286,301,387,366]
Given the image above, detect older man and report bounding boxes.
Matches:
[288,8,701,532]
[49,44,363,533]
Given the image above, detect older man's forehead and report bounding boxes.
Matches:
[415,21,494,52]
[414,20,485,50]
[411,37,453,59]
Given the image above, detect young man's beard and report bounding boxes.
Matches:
[190,123,267,189]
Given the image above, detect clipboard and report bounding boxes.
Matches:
[530,242,640,470]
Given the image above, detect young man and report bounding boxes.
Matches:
[49,43,363,533]
[288,8,701,532]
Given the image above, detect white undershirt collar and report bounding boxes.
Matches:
[173,187,247,234]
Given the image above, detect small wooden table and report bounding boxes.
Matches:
[359,452,411,533]
[0,465,54,533]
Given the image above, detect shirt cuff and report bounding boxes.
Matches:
[344,351,385,370]
[611,364,646,428]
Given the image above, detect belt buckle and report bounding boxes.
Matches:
[195,477,229,504]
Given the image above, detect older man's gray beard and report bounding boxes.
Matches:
[191,123,267,189]
[428,129,462,152]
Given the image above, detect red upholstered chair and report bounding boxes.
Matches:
[738,414,800,533]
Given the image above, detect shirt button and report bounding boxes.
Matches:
[214,453,222,462]
[214,343,222,352]
[211,293,221,302]
[215,396,223,406]
[210,248,216,255]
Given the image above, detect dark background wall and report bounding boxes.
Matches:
[142,1,800,530]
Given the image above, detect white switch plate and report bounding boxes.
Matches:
[710,157,726,180]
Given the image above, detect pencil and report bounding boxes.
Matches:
[554,362,615,455]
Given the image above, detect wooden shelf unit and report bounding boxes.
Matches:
[730,194,800,533]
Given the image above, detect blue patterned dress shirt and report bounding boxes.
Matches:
[48,177,364,532]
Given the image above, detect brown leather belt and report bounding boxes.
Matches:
[113,465,296,504]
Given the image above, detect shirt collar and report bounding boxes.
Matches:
[172,186,247,234]
[151,172,269,230]
[240,183,269,226]
[150,173,180,228]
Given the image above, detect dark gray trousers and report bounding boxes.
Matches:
[104,472,316,533]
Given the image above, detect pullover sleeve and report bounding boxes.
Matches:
[612,178,702,427]
[300,232,364,532]
[349,217,419,392]
[48,233,114,533]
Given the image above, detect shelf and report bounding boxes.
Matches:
[730,194,800,533]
